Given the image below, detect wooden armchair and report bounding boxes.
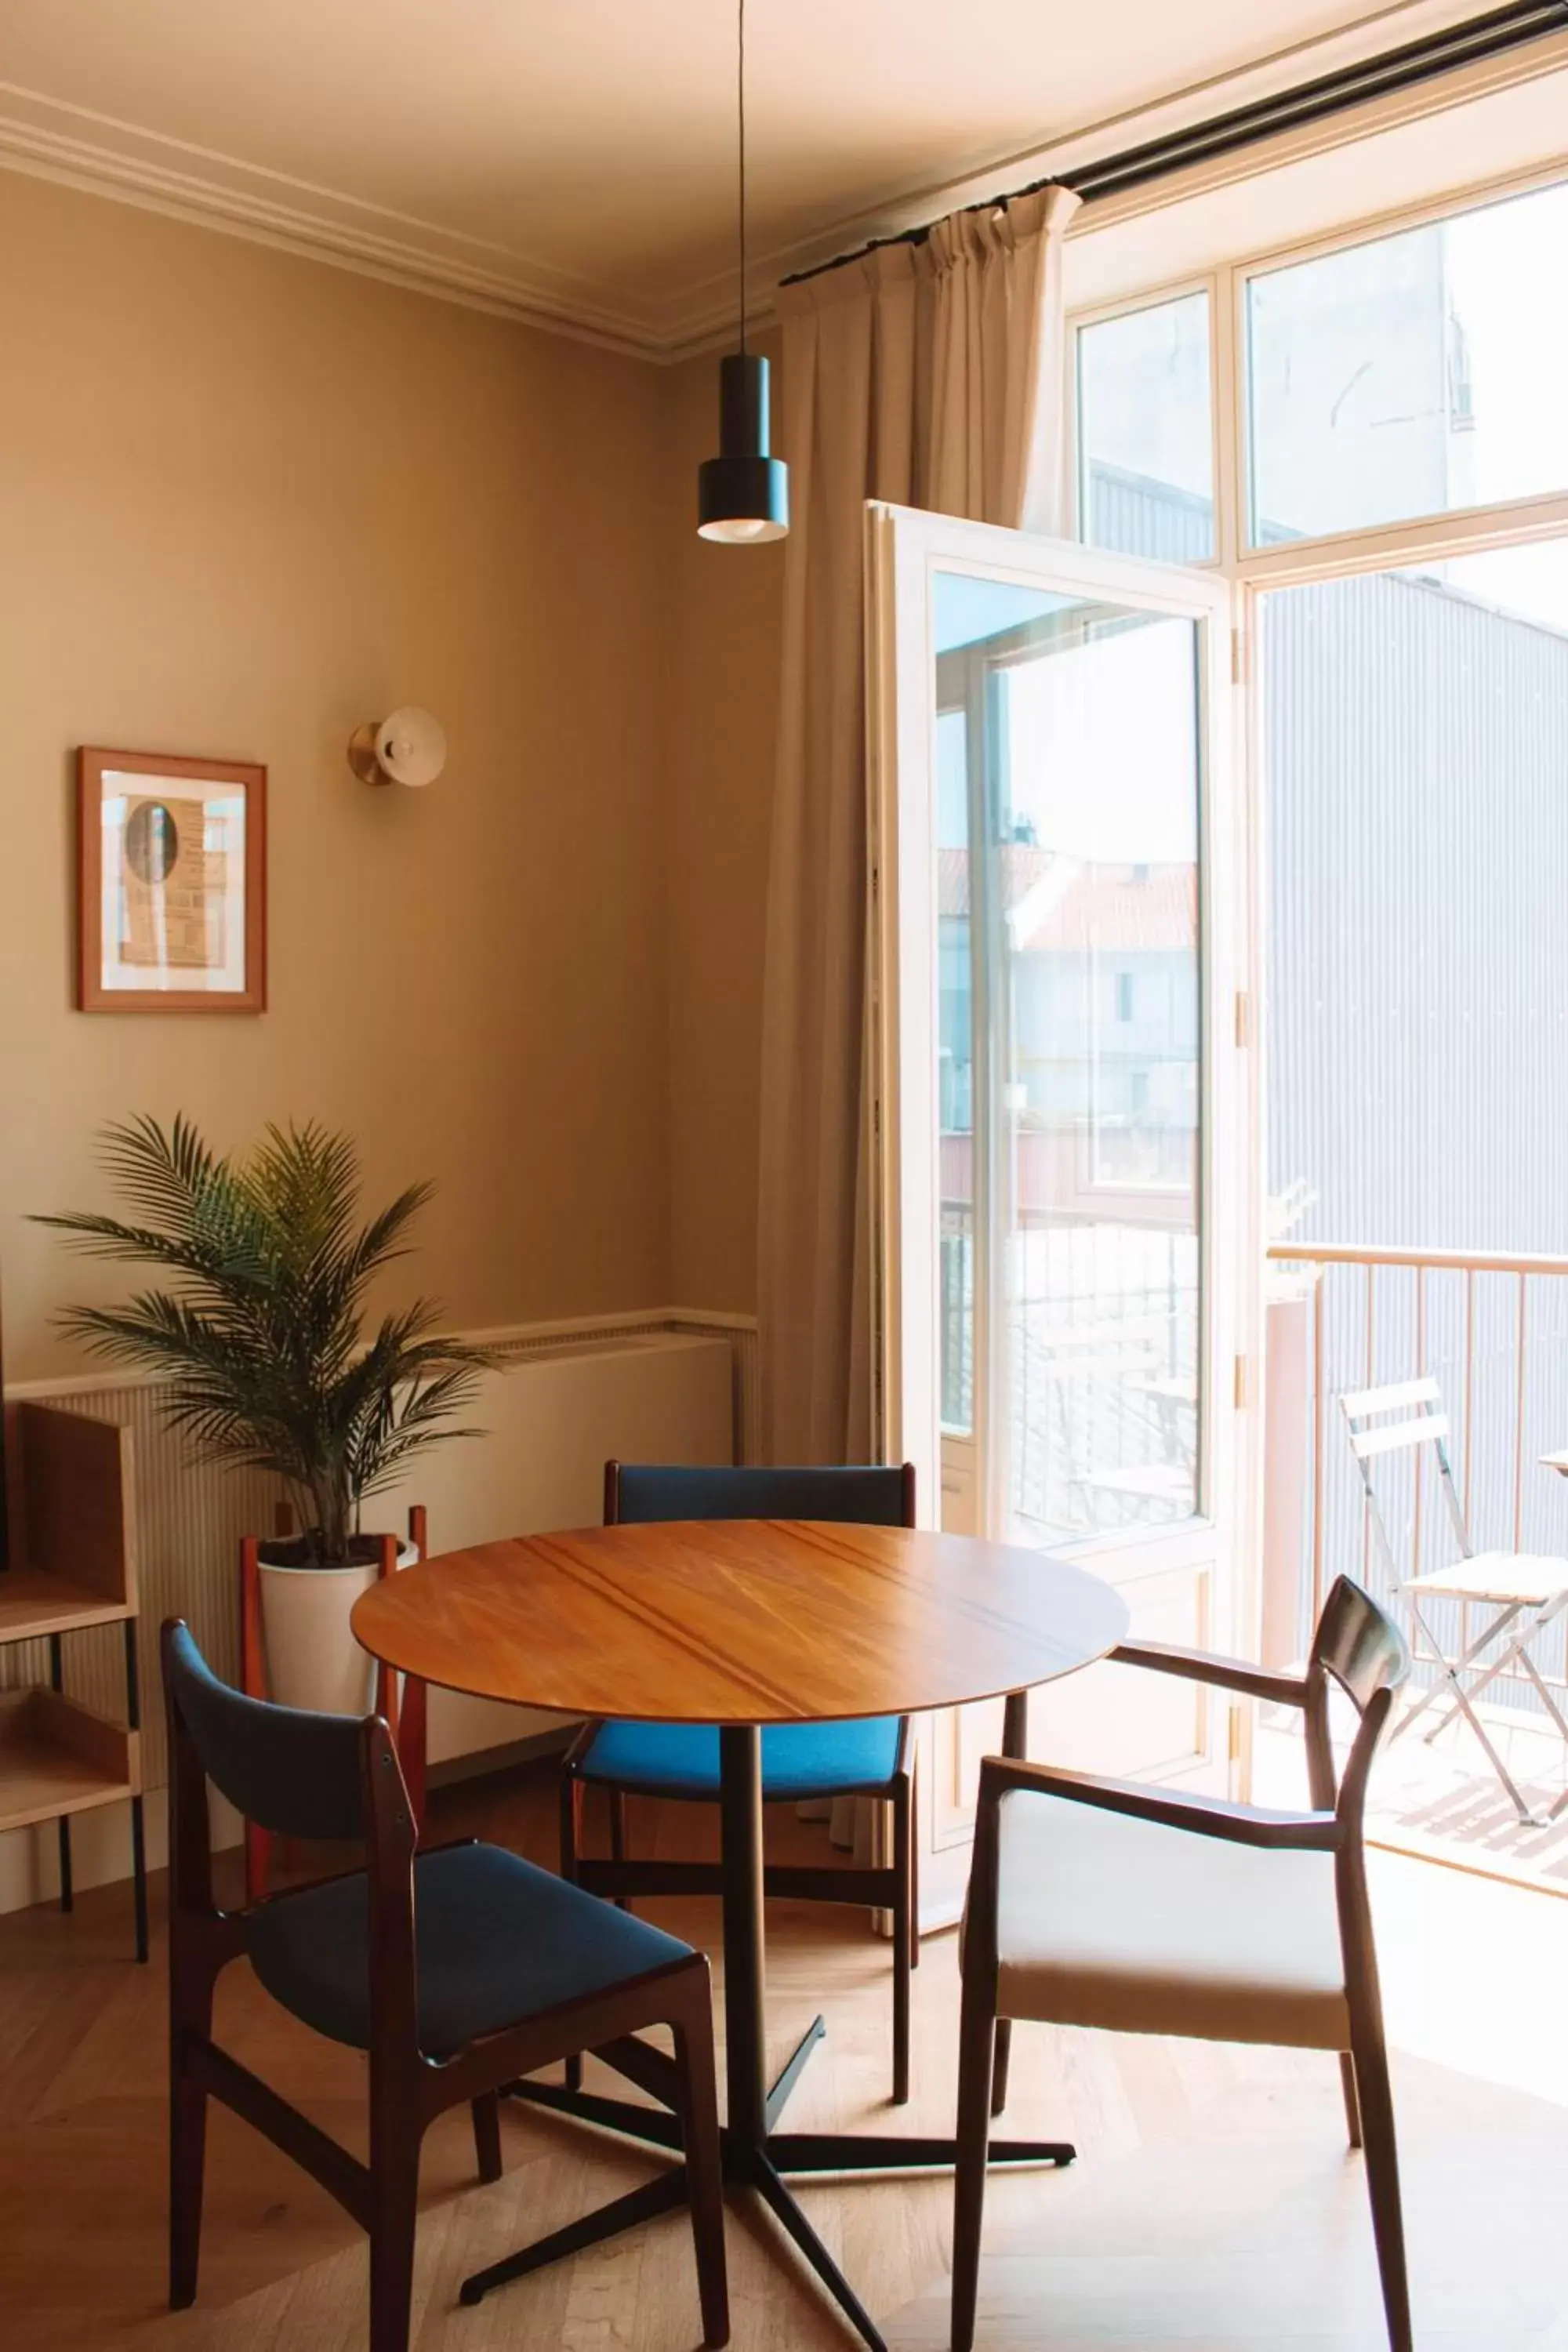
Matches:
[953,1574,1412,2352]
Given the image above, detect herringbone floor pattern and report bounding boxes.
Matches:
[5,1765,1568,2350]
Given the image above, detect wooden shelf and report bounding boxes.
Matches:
[0,1690,139,1833]
[0,1569,134,1644]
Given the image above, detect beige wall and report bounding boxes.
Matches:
[0,172,674,1380]
[657,342,783,1316]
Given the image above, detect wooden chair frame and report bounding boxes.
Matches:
[953,1576,1412,2352]
[162,1620,729,2352]
[239,1506,432,1898]
[558,1461,920,2101]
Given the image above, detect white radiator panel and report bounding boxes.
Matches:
[377,1334,735,1763]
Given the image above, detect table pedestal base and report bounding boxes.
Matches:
[461,2020,1073,2350]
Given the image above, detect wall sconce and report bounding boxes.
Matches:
[347,706,448,789]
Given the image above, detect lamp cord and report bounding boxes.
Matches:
[737,0,747,355]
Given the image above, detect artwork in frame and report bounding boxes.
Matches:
[77,749,267,1013]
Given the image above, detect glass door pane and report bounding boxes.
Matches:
[935,575,1203,1545]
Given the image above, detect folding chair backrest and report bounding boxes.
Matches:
[1337,1376,1471,1579]
[163,1618,365,1841]
[605,1461,916,1530]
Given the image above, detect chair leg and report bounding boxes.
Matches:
[471,2092,503,2184]
[168,2013,212,2310]
[951,1966,998,2352]
[1339,2050,1363,2149]
[990,2016,1014,2118]
[560,1771,586,2090]
[1351,2025,1411,2352]
[368,2110,423,2352]
[673,1990,730,2348]
[891,1774,912,2105]
[909,1755,921,1969]
[559,1766,583,1883]
[609,1789,631,1912]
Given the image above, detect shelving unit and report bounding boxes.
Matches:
[0,1398,147,1961]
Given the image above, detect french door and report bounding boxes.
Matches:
[866,503,1260,1922]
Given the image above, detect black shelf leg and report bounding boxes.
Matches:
[49,1635,73,1914]
[124,1620,148,1962]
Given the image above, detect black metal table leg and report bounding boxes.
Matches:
[481,1687,1072,2349]
[503,2079,684,2151]
[767,2013,826,2129]
[460,2167,691,2305]
[718,1722,768,2144]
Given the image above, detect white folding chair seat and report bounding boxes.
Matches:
[1404,1552,1568,1607]
[1340,1379,1568,1823]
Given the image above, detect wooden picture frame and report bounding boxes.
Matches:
[76,748,267,1014]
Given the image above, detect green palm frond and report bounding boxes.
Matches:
[34,1117,498,1564]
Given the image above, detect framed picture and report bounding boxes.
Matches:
[77,749,267,1013]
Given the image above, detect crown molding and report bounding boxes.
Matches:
[0,81,677,359]
[0,4,1541,365]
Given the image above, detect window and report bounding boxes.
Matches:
[1076,292,1214,562]
[1246,180,1568,546]
[1065,152,1568,1697]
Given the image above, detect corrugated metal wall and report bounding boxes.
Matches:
[1264,571,1568,1668]
[1091,459,1568,1674]
[1265,570,1568,1255]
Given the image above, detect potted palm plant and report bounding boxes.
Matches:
[38,1115,498,1712]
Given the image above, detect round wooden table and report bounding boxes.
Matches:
[353,1519,1127,2351]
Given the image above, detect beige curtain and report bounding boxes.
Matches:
[757,183,1080,1468]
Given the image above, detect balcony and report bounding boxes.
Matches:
[1264,1240,1568,1889]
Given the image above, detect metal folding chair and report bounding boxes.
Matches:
[1339,1377,1568,1824]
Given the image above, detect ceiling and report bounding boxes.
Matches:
[0,2,1503,355]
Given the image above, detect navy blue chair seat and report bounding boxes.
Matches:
[248,1842,689,2055]
[579,1715,903,1802]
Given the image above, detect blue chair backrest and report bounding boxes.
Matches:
[611,1462,912,1528]
[164,1621,365,1842]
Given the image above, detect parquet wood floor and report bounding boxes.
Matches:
[5,1763,1568,2350]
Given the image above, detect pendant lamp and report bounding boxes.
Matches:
[698,0,788,543]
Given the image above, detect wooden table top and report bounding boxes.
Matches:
[350,1519,1128,1724]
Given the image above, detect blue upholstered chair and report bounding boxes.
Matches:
[560,1462,920,2101]
[161,1619,728,2352]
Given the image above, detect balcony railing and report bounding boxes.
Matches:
[1265,1241,1568,1717]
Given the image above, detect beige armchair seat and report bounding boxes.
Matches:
[951,1574,1412,2352]
[993,1789,1350,2049]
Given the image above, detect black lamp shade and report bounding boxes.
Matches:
[698,352,789,543]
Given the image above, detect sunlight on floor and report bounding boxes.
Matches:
[1256,1712,1568,2110]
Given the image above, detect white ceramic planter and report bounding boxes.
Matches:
[257,1537,417,1715]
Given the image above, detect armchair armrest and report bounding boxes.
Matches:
[975,1751,1340,1853]
[1109,1637,1310,1708]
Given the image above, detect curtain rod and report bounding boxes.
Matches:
[779,2,1568,288]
